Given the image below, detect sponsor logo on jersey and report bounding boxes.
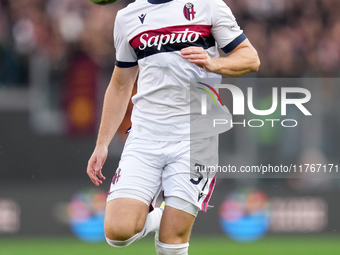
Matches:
[138,28,201,51]
[129,25,215,59]
[183,3,196,21]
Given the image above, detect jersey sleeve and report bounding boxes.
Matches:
[211,0,247,54]
[114,14,138,68]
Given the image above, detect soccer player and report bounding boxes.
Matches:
[87,0,260,254]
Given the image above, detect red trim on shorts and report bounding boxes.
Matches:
[201,175,216,212]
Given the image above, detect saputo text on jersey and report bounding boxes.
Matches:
[139,28,202,51]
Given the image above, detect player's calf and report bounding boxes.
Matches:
[155,197,198,255]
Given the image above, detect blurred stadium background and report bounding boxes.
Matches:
[1,0,340,254]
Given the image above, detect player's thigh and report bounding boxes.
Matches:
[105,137,163,240]
[108,136,163,205]
[162,136,218,212]
[104,198,149,240]
[159,205,196,244]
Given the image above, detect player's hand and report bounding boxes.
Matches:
[87,145,108,186]
[181,46,216,72]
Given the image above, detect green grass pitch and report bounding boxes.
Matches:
[0,235,339,255]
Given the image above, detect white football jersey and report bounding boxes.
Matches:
[114,0,245,141]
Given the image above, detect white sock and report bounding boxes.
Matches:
[141,207,163,238]
[106,233,140,248]
[106,207,163,248]
[156,241,189,255]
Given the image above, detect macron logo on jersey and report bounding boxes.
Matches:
[139,14,147,24]
[129,25,215,60]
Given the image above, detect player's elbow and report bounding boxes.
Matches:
[249,49,261,73]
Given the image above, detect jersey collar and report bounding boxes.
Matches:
[148,0,173,4]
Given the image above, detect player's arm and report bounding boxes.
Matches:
[87,65,139,186]
[180,38,260,77]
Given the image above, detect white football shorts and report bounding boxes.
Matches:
[107,135,218,213]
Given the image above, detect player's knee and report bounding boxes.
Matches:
[104,221,142,242]
[159,231,188,245]
[105,222,145,248]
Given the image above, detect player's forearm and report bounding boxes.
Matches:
[181,39,260,77]
[211,46,260,77]
[95,67,138,148]
[95,84,132,148]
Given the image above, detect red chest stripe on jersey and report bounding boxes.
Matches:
[129,24,215,60]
